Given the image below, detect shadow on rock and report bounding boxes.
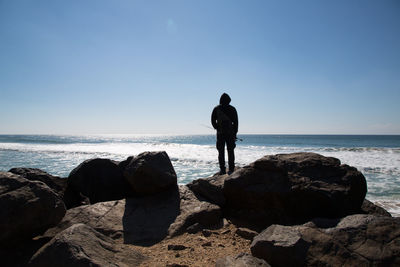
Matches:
[123,186,180,246]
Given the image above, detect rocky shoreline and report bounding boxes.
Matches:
[1,152,399,266]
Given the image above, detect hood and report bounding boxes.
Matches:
[219,93,231,105]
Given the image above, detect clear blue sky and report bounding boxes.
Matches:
[1,0,399,134]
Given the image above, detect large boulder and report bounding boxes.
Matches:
[8,167,67,198]
[123,151,177,195]
[224,152,367,228]
[251,214,400,266]
[187,172,227,207]
[45,186,221,245]
[29,224,147,267]
[66,158,132,207]
[0,172,66,246]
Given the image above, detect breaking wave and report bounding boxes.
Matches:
[1,134,399,216]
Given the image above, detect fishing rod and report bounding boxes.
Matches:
[200,124,214,130]
[200,124,243,142]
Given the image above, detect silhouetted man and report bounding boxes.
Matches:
[211,93,238,175]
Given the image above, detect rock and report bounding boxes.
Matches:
[66,158,132,207]
[197,236,208,242]
[187,172,227,206]
[63,186,90,209]
[8,167,67,197]
[7,167,85,211]
[251,214,400,266]
[202,229,212,237]
[186,223,203,234]
[361,199,392,217]
[168,244,187,250]
[123,151,177,195]
[45,186,221,245]
[202,241,212,247]
[44,188,179,245]
[168,186,222,237]
[223,218,230,227]
[44,198,126,240]
[251,224,311,267]
[224,152,367,229]
[216,253,270,267]
[118,156,134,170]
[29,224,146,267]
[0,172,66,246]
[235,227,258,240]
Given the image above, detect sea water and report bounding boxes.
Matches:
[0,134,399,216]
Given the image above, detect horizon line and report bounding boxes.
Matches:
[0,133,399,136]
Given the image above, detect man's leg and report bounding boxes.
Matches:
[226,135,236,174]
[216,133,226,174]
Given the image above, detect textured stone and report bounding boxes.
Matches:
[187,172,227,206]
[66,158,132,207]
[9,167,67,198]
[251,214,400,266]
[123,151,177,195]
[30,224,146,267]
[224,152,367,229]
[0,172,66,246]
[45,186,221,245]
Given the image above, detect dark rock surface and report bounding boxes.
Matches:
[170,186,222,237]
[123,151,177,195]
[168,244,188,251]
[361,199,392,217]
[187,172,227,207]
[251,224,311,267]
[224,152,367,229]
[29,223,147,267]
[0,237,51,267]
[251,214,400,266]
[66,158,132,207]
[45,185,221,245]
[235,227,258,241]
[216,253,270,267]
[0,172,66,246]
[8,167,67,197]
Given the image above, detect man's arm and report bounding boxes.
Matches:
[211,107,218,130]
[232,107,238,134]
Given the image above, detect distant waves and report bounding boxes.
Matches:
[0,134,399,216]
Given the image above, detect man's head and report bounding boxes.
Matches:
[220,93,231,106]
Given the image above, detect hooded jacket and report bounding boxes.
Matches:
[211,93,238,134]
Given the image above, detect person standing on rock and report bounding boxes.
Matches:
[211,93,238,175]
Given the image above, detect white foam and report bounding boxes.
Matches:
[1,141,400,207]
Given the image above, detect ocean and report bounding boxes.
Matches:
[1,134,399,216]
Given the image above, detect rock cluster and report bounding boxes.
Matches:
[0,172,66,246]
[44,185,221,245]
[65,151,177,208]
[251,214,400,266]
[1,152,399,266]
[30,224,147,267]
[190,152,368,229]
